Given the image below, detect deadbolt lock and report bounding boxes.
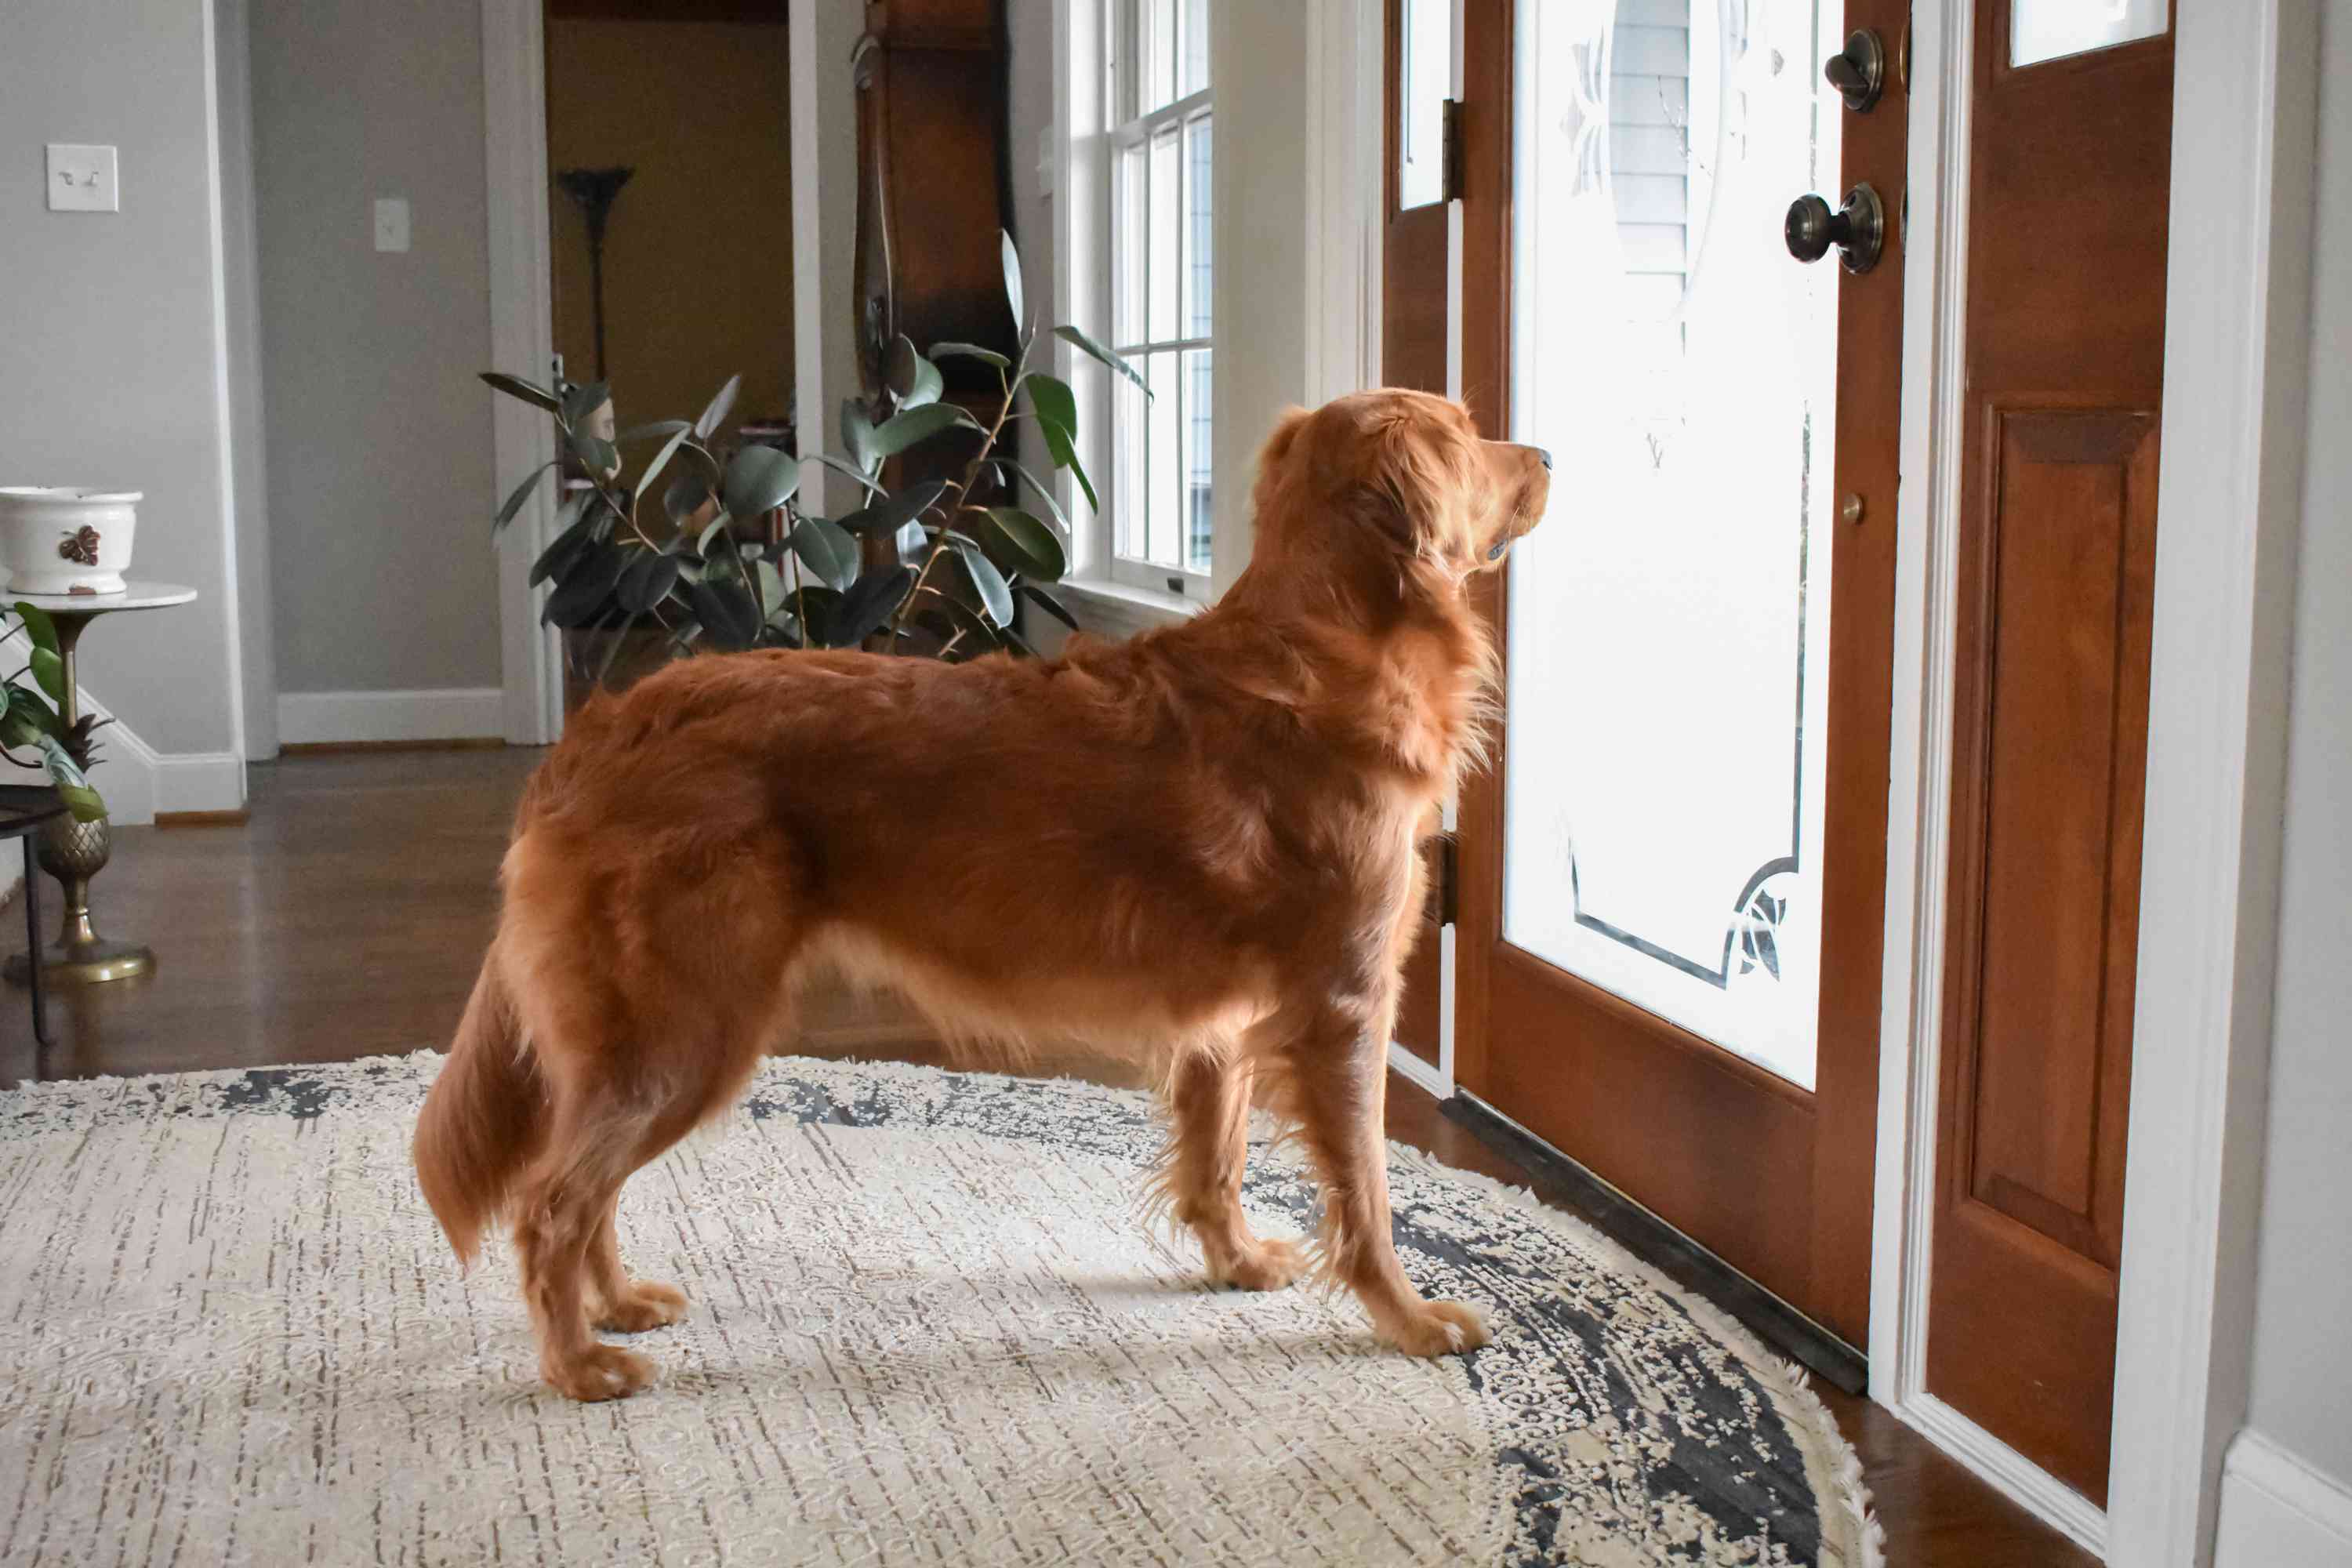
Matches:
[1824,28,1887,114]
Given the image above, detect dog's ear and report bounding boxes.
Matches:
[1258,406,1312,474]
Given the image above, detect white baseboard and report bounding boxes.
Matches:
[277,688,505,746]
[2216,1428,2352,1567]
[1890,1392,2107,1557]
[0,629,245,826]
[1387,1040,1450,1100]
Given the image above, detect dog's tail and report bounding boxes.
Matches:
[413,946,542,1268]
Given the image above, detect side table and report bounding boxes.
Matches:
[2,581,198,986]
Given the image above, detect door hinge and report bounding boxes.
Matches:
[1428,829,1460,927]
[1440,98,1465,203]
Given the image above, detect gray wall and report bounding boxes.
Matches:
[0,0,245,761]
[2244,0,2352,1493]
[249,0,500,697]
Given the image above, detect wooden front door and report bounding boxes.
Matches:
[1445,0,1911,1355]
[1924,3,2174,1505]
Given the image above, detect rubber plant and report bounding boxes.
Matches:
[0,602,107,821]
[485,230,1141,682]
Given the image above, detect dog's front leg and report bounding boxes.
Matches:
[1273,996,1490,1356]
[1163,1050,1306,1291]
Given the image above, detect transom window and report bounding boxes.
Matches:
[1105,0,1212,593]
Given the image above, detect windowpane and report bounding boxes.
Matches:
[1114,142,1146,348]
[1147,349,1181,566]
[1182,347,1212,575]
[1185,116,1213,339]
[1116,371,1149,560]
[1149,125,1181,343]
[1145,0,1177,112]
[1180,0,1209,97]
[2012,0,2165,66]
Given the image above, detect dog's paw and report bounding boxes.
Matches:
[1210,1237,1307,1293]
[1377,1299,1492,1358]
[543,1342,659,1402]
[595,1279,689,1333]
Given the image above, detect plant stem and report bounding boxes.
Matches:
[890,352,1027,644]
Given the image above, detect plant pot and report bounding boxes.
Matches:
[0,488,140,595]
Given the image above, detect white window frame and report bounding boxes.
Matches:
[1055,0,1216,608]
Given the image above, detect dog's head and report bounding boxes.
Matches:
[1250,390,1552,589]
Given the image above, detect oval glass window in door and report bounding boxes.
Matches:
[1501,0,1843,1089]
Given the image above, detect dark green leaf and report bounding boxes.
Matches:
[1029,370,1102,512]
[840,400,879,474]
[696,516,735,560]
[1000,230,1025,332]
[814,452,887,499]
[529,498,601,586]
[566,428,617,477]
[840,478,950,538]
[615,419,691,442]
[492,461,554,535]
[13,602,60,660]
[894,520,929,563]
[721,444,800,519]
[636,423,699,507]
[1053,325,1149,394]
[616,550,681,614]
[28,648,64,706]
[561,379,611,426]
[685,579,760,651]
[995,458,1071,532]
[872,403,982,459]
[1017,583,1081,633]
[977,506,1067,583]
[35,734,103,822]
[481,372,562,413]
[694,372,743,439]
[950,537,1015,626]
[789,514,858,592]
[931,340,1011,370]
[828,565,913,647]
[5,684,61,742]
[886,336,945,411]
[663,468,713,525]
[1065,446,1100,514]
[542,543,627,626]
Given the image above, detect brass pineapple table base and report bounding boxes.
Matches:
[0,583,196,989]
[3,811,152,986]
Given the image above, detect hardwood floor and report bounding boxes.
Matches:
[0,750,2096,1567]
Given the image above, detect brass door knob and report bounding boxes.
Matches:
[1784,184,1886,274]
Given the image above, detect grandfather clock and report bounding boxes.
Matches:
[851,0,1018,502]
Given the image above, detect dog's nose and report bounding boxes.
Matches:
[1534,447,1553,470]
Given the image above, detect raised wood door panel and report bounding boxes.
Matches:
[1925,4,2173,1506]
[1453,0,1907,1353]
[1384,0,1451,1071]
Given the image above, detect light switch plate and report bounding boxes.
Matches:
[373,197,411,252]
[45,144,119,212]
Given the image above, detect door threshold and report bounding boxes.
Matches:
[1442,1091,1868,1395]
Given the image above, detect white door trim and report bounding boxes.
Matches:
[1869,0,2321,1561]
[481,0,564,747]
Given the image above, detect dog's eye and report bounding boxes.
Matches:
[1486,539,1508,561]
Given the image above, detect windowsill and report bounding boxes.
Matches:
[1052,575,1204,640]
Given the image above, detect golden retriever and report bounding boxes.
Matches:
[414,388,1552,1400]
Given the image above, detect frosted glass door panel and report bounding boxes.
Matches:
[1502,0,1842,1089]
[2012,0,2166,67]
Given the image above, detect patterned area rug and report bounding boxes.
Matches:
[0,1054,1880,1566]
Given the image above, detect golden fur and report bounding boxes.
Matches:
[413,389,1552,1399]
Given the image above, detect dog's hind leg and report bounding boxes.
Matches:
[1163,1049,1305,1291]
[1272,995,1490,1357]
[584,1193,688,1333]
[513,1094,661,1401]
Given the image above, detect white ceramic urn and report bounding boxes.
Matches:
[0,488,140,595]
